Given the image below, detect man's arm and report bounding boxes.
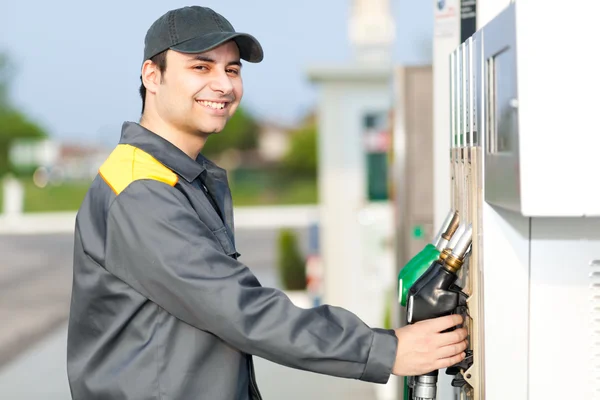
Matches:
[104,179,397,383]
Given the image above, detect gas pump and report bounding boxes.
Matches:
[398,218,473,400]
[397,12,484,400]
[405,224,472,400]
[395,2,600,400]
[397,210,459,308]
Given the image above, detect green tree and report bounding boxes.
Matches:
[201,105,259,157]
[0,52,12,109]
[277,228,306,290]
[0,52,48,176]
[0,111,47,175]
[282,121,318,178]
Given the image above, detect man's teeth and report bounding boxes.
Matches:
[198,100,226,109]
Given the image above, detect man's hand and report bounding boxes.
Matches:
[392,314,468,376]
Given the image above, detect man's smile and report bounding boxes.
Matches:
[196,100,229,110]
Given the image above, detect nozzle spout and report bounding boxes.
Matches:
[444,224,473,273]
[451,224,473,260]
[433,210,460,251]
[447,223,466,250]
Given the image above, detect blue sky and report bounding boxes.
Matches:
[0,0,433,145]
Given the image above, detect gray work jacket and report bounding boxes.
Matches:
[67,122,397,400]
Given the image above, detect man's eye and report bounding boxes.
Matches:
[194,65,208,70]
[227,69,240,75]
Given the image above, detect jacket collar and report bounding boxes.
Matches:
[119,121,227,183]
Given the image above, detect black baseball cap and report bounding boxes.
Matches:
[143,6,264,63]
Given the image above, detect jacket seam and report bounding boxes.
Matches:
[156,178,237,254]
[182,176,228,232]
[105,178,172,217]
[155,304,164,400]
[359,330,376,380]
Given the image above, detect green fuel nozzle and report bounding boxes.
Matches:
[397,210,460,306]
[406,224,474,400]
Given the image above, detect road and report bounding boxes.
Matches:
[0,227,381,400]
[0,228,308,370]
[0,234,73,370]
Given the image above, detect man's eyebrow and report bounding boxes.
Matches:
[190,55,242,67]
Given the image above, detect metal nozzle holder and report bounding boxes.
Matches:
[433,210,460,251]
[444,224,473,273]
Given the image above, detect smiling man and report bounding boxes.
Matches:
[66,6,467,400]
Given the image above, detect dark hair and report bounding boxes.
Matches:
[139,50,168,114]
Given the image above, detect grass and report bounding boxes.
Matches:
[229,168,318,206]
[22,180,92,212]
[0,175,317,213]
[0,179,92,213]
[231,178,317,207]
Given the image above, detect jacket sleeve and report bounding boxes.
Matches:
[104,179,397,384]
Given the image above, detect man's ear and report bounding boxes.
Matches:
[141,60,161,95]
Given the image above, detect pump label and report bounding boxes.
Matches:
[460,0,477,42]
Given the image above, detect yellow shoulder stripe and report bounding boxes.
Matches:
[99,144,178,195]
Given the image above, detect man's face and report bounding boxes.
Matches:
[153,41,243,136]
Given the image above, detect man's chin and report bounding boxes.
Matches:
[207,125,225,134]
[195,125,225,136]
[193,117,228,135]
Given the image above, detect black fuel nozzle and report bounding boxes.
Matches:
[406,224,472,325]
[405,224,473,400]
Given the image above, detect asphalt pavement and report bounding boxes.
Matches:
[0,234,73,369]
[0,227,379,399]
[0,228,303,369]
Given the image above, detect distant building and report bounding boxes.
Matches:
[256,120,293,163]
[51,143,111,181]
[9,137,111,185]
[28,116,304,183]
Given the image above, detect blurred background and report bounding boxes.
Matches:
[0,0,434,399]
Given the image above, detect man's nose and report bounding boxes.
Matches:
[209,70,234,95]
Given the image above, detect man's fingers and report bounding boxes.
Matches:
[435,328,468,347]
[420,314,463,332]
[436,340,468,360]
[434,351,466,370]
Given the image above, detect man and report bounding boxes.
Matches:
[67,6,467,400]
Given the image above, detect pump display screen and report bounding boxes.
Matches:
[487,49,517,155]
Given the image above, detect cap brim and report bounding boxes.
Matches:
[171,32,264,63]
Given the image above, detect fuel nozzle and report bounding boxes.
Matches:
[398,210,460,306]
[432,210,460,251]
[407,223,473,324]
[413,374,438,400]
[405,223,474,400]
